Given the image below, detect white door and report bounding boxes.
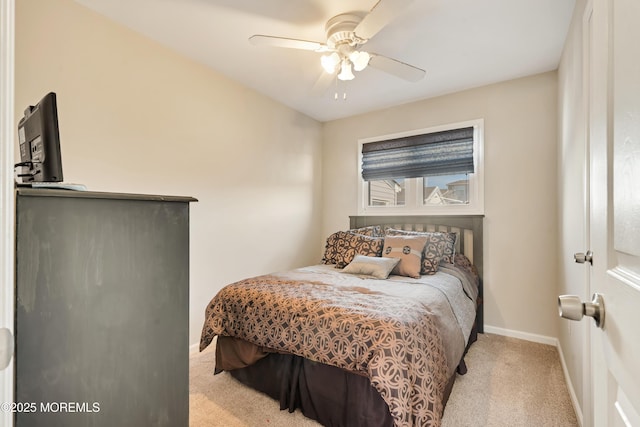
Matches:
[589,0,640,424]
[0,1,15,426]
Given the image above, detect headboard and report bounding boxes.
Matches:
[349,214,484,333]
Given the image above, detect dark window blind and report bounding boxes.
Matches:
[361,126,475,181]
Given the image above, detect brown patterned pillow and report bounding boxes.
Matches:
[385,228,456,264]
[349,225,384,237]
[453,253,479,278]
[322,231,384,268]
[321,231,342,265]
[382,235,428,278]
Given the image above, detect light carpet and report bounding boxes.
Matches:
[189,333,578,426]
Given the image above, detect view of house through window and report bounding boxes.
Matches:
[368,179,405,206]
[423,173,468,205]
[366,174,468,207]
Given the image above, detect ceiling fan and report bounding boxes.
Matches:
[248,0,425,90]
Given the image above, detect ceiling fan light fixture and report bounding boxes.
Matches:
[338,59,355,81]
[321,52,340,74]
[350,51,370,72]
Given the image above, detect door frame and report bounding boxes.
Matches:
[581,2,596,425]
[0,0,15,426]
[586,0,609,424]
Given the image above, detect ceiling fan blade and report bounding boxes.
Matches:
[354,0,415,40]
[249,35,329,52]
[368,54,425,82]
[311,71,335,97]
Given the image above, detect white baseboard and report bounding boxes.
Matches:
[555,339,584,427]
[483,325,557,346]
[189,342,200,355]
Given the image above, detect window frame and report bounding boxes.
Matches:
[357,119,485,215]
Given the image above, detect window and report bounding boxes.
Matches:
[358,120,484,215]
[368,178,405,206]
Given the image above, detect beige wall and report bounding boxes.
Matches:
[557,0,589,423]
[15,0,568,352]
[15,0,324,346]
[322,72,560,340]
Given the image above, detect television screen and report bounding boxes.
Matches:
[17,92,63,183]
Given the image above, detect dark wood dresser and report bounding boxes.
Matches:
[14,188,196,427]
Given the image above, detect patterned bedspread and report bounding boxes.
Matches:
[200,265,477,427]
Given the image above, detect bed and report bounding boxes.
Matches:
[199,215,484,427]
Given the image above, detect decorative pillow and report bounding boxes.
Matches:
[385,228,456,264]
[322,231,384,268]
[382,235,428,278]
[349,225,384,237]
[453,253,479,278]
[322,231,345,265]
[440,232,457,263]
[342,255,400,279]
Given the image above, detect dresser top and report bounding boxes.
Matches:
[16,187,197,203]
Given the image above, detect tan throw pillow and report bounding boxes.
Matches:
[382,235,428,278]
[385,228,456,265]
[343,255,400,279]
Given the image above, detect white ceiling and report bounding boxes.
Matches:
[76,0,576,122]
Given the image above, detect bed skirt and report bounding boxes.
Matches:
[217,323,478,427]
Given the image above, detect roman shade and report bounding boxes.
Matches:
[361,126,475,181]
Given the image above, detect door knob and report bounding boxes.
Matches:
[558,293,605,328]
[574,250,593,264]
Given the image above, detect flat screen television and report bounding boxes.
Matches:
[17,92,63,183]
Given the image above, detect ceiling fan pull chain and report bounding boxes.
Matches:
[334,77,347,101]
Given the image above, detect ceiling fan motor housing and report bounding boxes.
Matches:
[325,13,366,50]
